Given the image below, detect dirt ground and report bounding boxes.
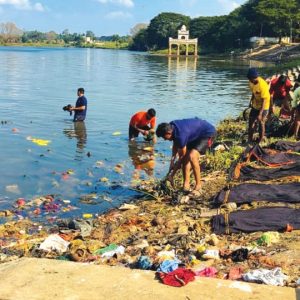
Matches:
[0,258,298,300]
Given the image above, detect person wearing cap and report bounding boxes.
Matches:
[290,86,300,139]
[247,68,271,143]
[156,118,216,196]
[129,109,156,141]
[269,74,293,118]
[70,88,87,122]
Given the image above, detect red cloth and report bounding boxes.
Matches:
[279,107,292,119]
[228,266,244,280]
[270,77,292,99]
[194,267,217,277]
[157,268,196,287]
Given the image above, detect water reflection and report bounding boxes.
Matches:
[249,60,274,68]
[63,121,87,160]
[128,141,155,179]
[168,56,198,71]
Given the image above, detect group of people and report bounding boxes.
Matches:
[67,67,300,195]
[129,109,216,196]
[247,67,300,143]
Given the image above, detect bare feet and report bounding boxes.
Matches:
[166,174,175,188]
[189,186,203,198]
[183,185,190,192]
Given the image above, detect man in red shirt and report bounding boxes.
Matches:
[270,75,293,117]
[129,108,156,141]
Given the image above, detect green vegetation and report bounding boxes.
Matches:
[130,0,300,53]
[1,0,300,53]
[0,23,131,49]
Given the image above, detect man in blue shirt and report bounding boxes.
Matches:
[70,88,87,121]
[156,118,216,196]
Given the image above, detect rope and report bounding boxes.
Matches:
[224,212,230,234]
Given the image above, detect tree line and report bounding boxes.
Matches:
[130,0,300,53]
[0,23,130,46]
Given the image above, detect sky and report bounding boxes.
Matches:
[0,0,248,36]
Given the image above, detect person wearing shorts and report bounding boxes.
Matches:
[156,118,216,196]
[247,68,271,143]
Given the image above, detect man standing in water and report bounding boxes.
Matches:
[247,68,270,143]
[129,108,156,141]
[156,117,216,196]
[70,88,87,122]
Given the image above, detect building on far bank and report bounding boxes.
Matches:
[250,36,291,47]
[168,25,198,57]
[84,36,94,44]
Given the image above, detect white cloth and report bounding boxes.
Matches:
[101,245,125,258]
[39,234,70,253]
[242,268,288,286]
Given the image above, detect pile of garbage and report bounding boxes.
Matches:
[1,114,300,288]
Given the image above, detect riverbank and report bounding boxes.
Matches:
[0,41,129,49]
[1,63,300,296]
[1,114,300,291]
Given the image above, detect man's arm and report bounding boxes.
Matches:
[258,98,267,121]
[168,146,187,175]
[131,122,148,135]
[249,94,254,108]
[169,144,178,172]
[71,105,85,111]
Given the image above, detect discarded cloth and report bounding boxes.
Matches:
[39,234,70,253]
[220,248,248,262]
[256,232,280,246]
[137,256,153,270]
[213,182,300,205]
[157,259,180,273]
[194,267,217,277]
[100,245,125,258]
[212,207,300,234]
[68,219,93,237]
[94,244,118,255]
[202,249,220,260]
[157,250,176,262]
[228,266,244,280]
[242,268,288,286]
[157,268,196,287]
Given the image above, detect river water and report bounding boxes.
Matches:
[0,47,270,219]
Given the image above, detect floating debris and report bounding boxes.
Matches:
[112,131,122,136]
[26,136,51,146]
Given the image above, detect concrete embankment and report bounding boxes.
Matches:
[0,258,298,300]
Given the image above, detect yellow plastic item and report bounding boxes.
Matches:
[100,177,109,182]
[28,137,51,146]
[196,245,206,254]
[143,147,153,152]
[83,213,93,219]
[112,131,122,136]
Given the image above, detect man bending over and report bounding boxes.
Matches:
[156,117,216,196]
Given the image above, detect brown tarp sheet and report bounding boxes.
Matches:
[213,182,300,206]
[212,207,300,234]
[269,141,300,152]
